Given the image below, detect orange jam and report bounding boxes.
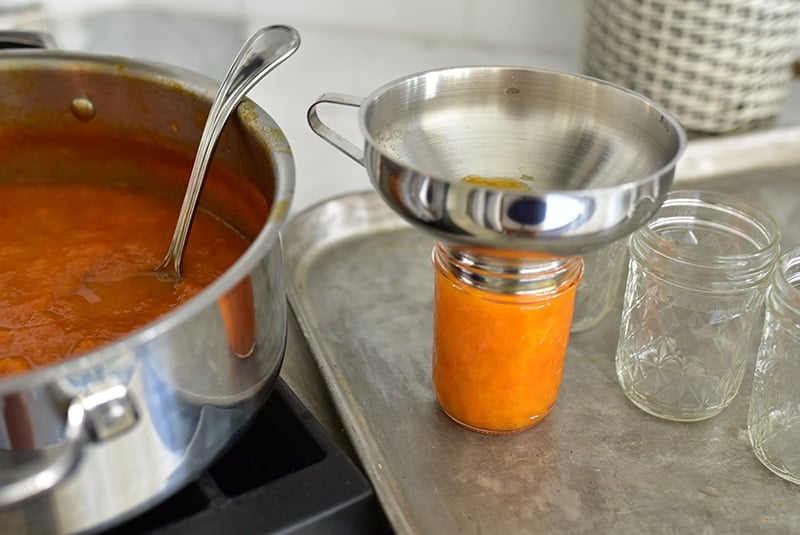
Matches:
[432,243,582,434]
[461,175,531,191]
[0,182,249,376]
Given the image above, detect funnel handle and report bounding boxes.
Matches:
[307,93,365,166]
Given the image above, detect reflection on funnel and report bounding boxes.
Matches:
[506,197,547,226]
[461,188,595,238]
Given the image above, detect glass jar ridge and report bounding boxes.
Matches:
[765,248,800,327]
[432,243,584,297]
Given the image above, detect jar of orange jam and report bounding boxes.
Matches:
[432,242,583,434]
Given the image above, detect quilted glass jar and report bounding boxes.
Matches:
[615,190,780,421]
[748,246,800,484]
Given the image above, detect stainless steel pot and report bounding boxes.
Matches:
[0,31,297,533]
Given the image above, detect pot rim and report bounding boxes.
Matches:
[0,50,295,393]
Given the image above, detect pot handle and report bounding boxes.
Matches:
[0,385,137,506]
[0,30,57,50]
[307,93,365,166]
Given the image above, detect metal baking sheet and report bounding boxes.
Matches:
[283,134,800,534]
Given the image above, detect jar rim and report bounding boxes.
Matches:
[770,245,800,320]
[432,242,583,296]
[631,190,780,281]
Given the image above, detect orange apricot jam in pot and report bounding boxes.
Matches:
[431,242,583,434]
[0,183,249,376]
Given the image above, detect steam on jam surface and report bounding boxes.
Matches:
[0,183,249,376]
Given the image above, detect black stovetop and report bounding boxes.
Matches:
[104,380,389,534]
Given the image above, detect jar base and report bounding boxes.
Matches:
[439,407,549,435]
[751,442,800,485]
[748,434,800,485]
[622,392,730,422]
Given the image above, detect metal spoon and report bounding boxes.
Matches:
[154,25,300,282]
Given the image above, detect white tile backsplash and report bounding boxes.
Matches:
[135,0,244,18]
[468,0,585,53]
[242,0,584,53]
[242,0,469,42]
[40,0,128,16]
[39,0,584,54]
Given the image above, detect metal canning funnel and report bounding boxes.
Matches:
[308,66,686,254]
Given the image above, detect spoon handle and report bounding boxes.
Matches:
[158,25,301,279]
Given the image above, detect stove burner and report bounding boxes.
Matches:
[105,380,388,534]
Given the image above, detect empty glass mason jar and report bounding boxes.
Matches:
[748,246,800,484]
[615,190,781,421]
[571,238,628,333]
[432,242,583,434]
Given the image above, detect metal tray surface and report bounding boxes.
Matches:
[283,144,800,534]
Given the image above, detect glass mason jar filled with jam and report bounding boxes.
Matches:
[431,242,583,434]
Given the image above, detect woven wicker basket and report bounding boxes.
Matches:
[582,0,800,134]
